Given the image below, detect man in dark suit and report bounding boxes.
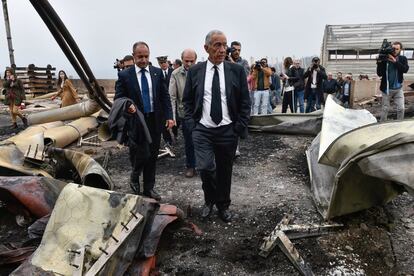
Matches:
[183,30,251,222]
[157,56,173,87]
[157,55,176,146]
[115,41,174,201]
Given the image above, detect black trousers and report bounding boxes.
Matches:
[192,123,238,210]
[129,113,161,192]
[282,91,295,113]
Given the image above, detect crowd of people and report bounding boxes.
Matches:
[1,33,408,223]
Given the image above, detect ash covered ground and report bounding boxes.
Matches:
[0,99,414,275]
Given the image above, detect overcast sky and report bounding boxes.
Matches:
[1,0,413,78]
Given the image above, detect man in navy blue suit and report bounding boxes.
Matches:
[183,30,251,222]
[115,41,174,201]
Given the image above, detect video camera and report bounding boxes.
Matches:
[378,39,394,62]
[226,47,236,56]
[113,58,123,71]
[254,61,262,69]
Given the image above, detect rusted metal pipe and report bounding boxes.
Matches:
[27,99,100,125]
[48,147,113,190]
[28,0,111,112]
[2,0,15,65]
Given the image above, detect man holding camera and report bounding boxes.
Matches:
[228,41,250,76]
[304,57,326,113]
[252,58,272,115]
[377,41,409,121]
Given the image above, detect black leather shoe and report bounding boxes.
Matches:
[129,182,141,195]
[218,209,233,223]
[143,189,161,201]
[200,203,214,219]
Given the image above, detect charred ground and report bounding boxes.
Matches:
[0,99,413,275]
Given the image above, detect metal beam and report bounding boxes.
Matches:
[1,0,15,65]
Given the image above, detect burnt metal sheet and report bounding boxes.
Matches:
[0,176,67,218]
[319,119,414,167]
[249,111,323,135]
[11,184,159,276]
[308,98,414,219]
[318,95,377,163]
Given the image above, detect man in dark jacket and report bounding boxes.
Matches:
[304,57,327,113]
[183,30,251,222]
[322,72,340,104]
[115,41,174,201]
[290,59,305,113]
[377,41,409,121]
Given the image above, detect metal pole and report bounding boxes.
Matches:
[2,0,15,65]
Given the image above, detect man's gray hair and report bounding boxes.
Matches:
[205,30,224,45]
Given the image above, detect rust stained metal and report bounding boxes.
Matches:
[0,176,67,218]
[85,212,143,276]
[0,246,37,266]
[11,184,158,276]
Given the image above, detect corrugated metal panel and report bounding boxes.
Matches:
[325,22,414,50]
[325,60,414,80]
[322,22,414,80]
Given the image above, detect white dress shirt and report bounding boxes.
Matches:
[311,70,318,89]
[200,60,232,128]
[135,64,154,112]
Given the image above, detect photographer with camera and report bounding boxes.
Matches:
[122,55,134,69]
[228,41,250,76]
[252,58,272,115]
[377,41,409,121]
[304,57,326,113]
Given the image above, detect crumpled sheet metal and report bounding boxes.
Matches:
[249,111,323,135]
[319,119,414,168]
[0,143,51,177]
[0,122,64,176]
[0,176,67,218]
[48,147,113,190]
[307,134,401,219]
[0,246,36,266]
[318,95,377,162]
[12,184,159,276]
[127,204,185,275]
[308,98,414,219]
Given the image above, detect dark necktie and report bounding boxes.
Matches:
[210,65,222,125]
[140,69,151,113]
[164,70,168,79]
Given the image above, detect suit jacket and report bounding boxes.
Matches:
[169,66,187,120]
[303,65,327,99]
[182,61,251,138]
[114,65,173,133]
[162,67,174,88]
